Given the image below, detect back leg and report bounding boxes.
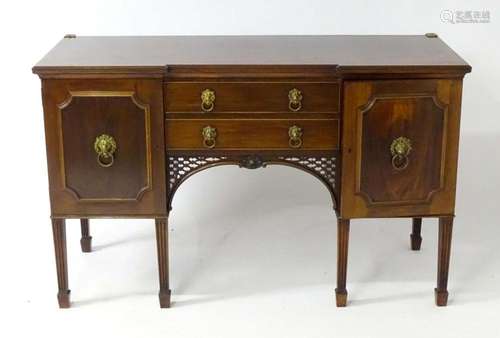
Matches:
[80,218,92,253]
[410,218,422,251]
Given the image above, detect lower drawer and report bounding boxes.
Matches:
[165,119,339,150]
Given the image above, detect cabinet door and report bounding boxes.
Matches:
[340,80,463,218]
[42,79,166,217]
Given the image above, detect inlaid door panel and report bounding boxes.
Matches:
[359,95,445,204]
[60,93,150,201]
[42,79,166,217]
[341,79,463,218]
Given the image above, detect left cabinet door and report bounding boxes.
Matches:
[41,79,166,217]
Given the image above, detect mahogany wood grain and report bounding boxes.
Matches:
[32,35,471,77]
[359,96,444,203]
[340,79,463,218]
[61,95,148,200]
[41,79,167,217]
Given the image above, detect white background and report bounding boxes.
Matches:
[1,1,499,337]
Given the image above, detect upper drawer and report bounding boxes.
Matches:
[164,82,339,113]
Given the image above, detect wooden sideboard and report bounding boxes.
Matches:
[33,35,471,308]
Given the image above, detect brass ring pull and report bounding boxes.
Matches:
[201,89,215,112]
[94,134,117,168]
[202,126,217,149]
[288,125,303,148]
[288,88,303,112]
[391,154,409,170]
[390,136,412,171]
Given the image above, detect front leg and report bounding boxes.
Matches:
[335,218,350,307]
[155,217,171,308]
[52,218,70,308]
[435,216,454,306]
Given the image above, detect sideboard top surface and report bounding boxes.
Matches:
[32,35,471,76]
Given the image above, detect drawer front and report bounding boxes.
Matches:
[341,79,463,218]
[42,79,166,217]
[166,119,339,150]
[165,82,339,113]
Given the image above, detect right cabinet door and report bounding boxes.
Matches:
[341,79,463,218]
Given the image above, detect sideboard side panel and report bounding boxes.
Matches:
[41,79,166,217]
[340,79,463,218]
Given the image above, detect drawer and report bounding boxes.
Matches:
[165,119,339,150]
[164,82,339,113]
[341,79,462,218]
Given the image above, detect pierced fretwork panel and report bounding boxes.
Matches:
[167,154,337,209]
[277,156,336,189]
[168,156,228,190]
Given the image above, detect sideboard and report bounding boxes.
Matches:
[33,34,471,308]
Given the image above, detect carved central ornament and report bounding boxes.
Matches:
[239,155,266,169]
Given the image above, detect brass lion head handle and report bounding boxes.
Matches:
[288,125,303,148]
[94,134,117,168]
[288,88,303,112]
[202,126,217,148]
[201,89,216,112]
[390,136,412,170]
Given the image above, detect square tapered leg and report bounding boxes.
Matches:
[52,218,70,308]
[435,216,454,306]
[335,218,350,307]
[155,217,171,308]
